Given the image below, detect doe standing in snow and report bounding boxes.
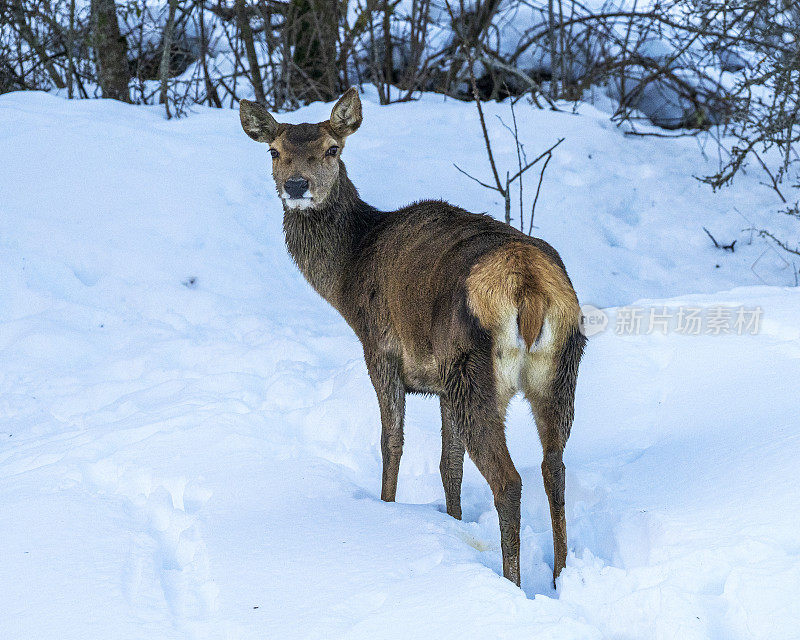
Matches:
[239,88,585,587]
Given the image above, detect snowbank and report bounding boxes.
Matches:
[1,90,798,639]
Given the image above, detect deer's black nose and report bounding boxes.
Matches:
[284,177,309,199]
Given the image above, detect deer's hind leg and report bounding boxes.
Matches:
[524,331,584,587]
[443,353,522,586]
[439,398,465,519]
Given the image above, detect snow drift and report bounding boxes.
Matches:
[1,89,799,639]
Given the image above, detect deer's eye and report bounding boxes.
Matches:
[269,148,279,159]
[325,145,339,157]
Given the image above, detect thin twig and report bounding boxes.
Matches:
[703,226,736,251]
[452,163,498,191]
[529,152,552,234]
[467,50,503,194]
[757,229,800,257]
[509,138,564,184]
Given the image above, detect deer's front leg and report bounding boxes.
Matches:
[366,353,405,502]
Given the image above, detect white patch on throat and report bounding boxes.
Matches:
[281,193,315,210]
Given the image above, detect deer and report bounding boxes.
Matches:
[239,88,585,588]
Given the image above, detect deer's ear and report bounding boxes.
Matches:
[330,88,362,138]
[240,99,280,143]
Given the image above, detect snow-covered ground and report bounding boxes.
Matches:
[1,89,798,639]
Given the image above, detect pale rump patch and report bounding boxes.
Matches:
[493,313,557,413]
[465,241,581,407]
[466,241,580,350]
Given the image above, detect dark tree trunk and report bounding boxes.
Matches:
[198,0,221,107]
[91,0,130,101]
[235,0,266,104]
[158,0,178,116]
[289,0,339,102]
[382,0,393,100]
[67,0,76,98]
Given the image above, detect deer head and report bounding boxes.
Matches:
[239,88,362,211]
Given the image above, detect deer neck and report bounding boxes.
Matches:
[282,164,376,308]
